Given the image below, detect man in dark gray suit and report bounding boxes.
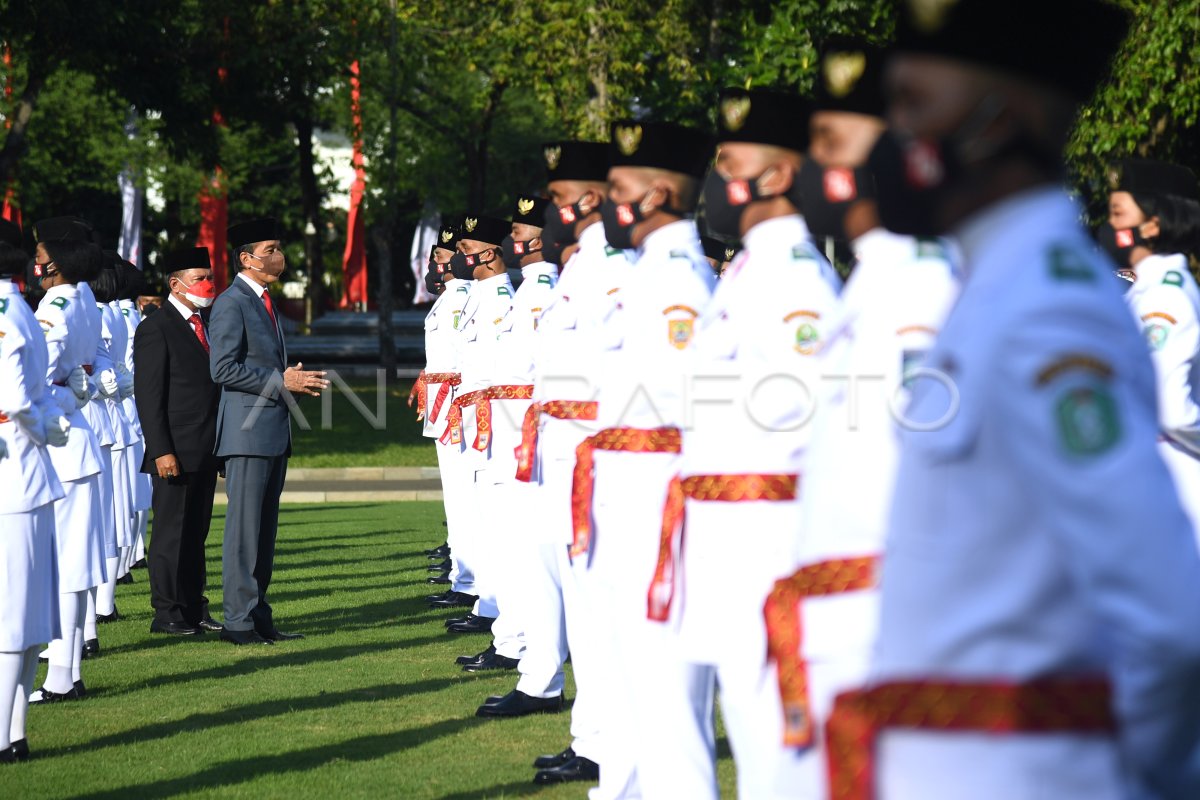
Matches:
[209,218,328,645]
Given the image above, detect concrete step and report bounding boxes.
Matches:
[214,473,443,505]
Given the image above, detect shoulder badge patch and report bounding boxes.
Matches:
[791,245,816,262]
[1164,271,1185,287]
[452,311,463,330]
[663,304,699,350]
[1056,386,1121,456]
[50,296,69,309]
[497,286,511,297]
[1145,324,1169,351]
[1035,354,1114,386]
[605,246,622,258]
[785,310,822,355]
[456,285,469,294]
[122,308,130,317]
[1047,245,1094,283]
[537,274,552,285]
[0,298,8,315]
[1141,311,1177,325]
[915,238,945,260]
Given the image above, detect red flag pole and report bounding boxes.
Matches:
[196,19,230,290]
[340,58,368,309]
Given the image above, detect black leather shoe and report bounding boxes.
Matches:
[533,747,575,770]
[220,628,273,646]
[429,592,477,609]
[476,690,562,718]
[150,620,203,636]
[534,755,599,784]
[456,645,494,666]
[73,680,86,698]
[444,615,471,628]
[463,651,519,673]
[258,628,305,641]
[424,542,449,557]
[11,739,29,761]
[427,558,452,573]
[447,615,494,634]
[484,694,504,705]
[426,573,451,585]
[425,590,453,603]
[96,608,120,624]
[132,558,147,569]
[29,684,83,704]
[0,746,18,764]
[81,638,100,659]
[197,616,224,632]
[116,573,134,585]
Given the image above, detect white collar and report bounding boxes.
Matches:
[639,218,700,260]
[743,214,812,254]
[521,260,558,281]
[237,271,268,297]
[167,293,200,320]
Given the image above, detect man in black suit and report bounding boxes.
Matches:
[134,247,222,636]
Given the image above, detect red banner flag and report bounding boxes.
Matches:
[2,44,20,229]
[197,167,229,290]
[340,59,368,308]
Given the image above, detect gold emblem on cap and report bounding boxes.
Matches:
[544,146,562,170]
[464,217,478,233]
[517,198,535,216]
[908,0,960,33]
[1107,165,1122,192]
[440,229,453,243]
[721,96,752,132]
[824,51,867,99]
[615,124,643,157]
[724,248,735,261]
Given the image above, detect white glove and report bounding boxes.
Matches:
[98,369,120,399]
[0,436,7,462]
[68,367,90,407]
[116,365,135,399]
[44,414,70,447]
[14,408,47,447]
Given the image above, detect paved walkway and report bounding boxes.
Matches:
[213,466,443,505]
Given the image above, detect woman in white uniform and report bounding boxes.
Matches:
[1104,159,1200,542]
[0,220,70,762]
[29,233,108,704]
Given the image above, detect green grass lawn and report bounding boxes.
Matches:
[8,501,735,799]
[289,379,438,469]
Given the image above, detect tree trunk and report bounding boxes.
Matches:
[585,4,608,139]
[0,70,48,187]
[294,113,325,327]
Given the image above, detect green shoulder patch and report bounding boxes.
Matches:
[1164,271,1184,287]
[497,286,511,297]
[1055,385,1121,456]
[122,308,130,317]
[916,238,945,260]
[50,296,69,309]
[456,285,469,293]
[1047,244,1094,283]
[537,274,552,285]
[604,246,622,257]
[791,245,817,262]
[0,298,8,315]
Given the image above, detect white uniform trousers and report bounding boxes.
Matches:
[476,478,525,660]
[469,469,501,620]
[0,504,60,652]
[588,450,716,800]
[513,537,567,698]
[541,455,606,768]
[95,445,117,561]
[434,439,476,595]
[1160,441,1200,550]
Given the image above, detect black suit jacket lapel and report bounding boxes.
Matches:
[166,303,211,360]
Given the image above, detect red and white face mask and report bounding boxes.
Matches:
[179,276,216,308]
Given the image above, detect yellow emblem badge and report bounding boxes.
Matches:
[824,51,867,99]
[616,124,643,156]
[721,96,751,132]
[908,0,960,33]
[544,146,562,170]
[440,229,453,243]
[517,197,535,216]
[464,217,478,233]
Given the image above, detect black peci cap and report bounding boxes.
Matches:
[163,246,213,273]
[891,0,1130,100]
[1115,159,1200,202]
[436,220,460,252]
[511,195,551,228]
[458,214,510,247]
[813,38,887,117]
[34,216,92,244]
[700,236,740,264]
[715,88,814,152]
[544,141,610,183]
[608,121,712,178]
[227,218,280,248]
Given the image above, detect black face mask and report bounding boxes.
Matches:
[866,130,963,237]
[501,236,541,270]
[424,270,443,294]
[449,248,499,281]
[1096,222,1146,270]
[793,160,877,242]
[542,200,588,253]
[702,170,769,238]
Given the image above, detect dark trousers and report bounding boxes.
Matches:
[222,455,287,632]
[148,467,219,625]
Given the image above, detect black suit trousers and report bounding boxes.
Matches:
[148,466,219,624]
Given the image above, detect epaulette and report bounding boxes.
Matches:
[1163,271,1185,287]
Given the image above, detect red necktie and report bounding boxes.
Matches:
[261,290,278,329]
[188,313,210,354]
